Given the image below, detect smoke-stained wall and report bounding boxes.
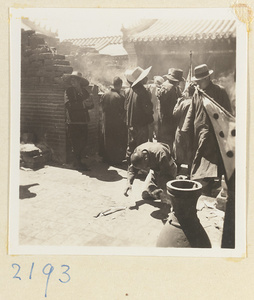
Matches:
[134,39,236,79]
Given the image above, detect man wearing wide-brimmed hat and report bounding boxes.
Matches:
[182,63,232,196]
[124,66,154,165]
[64,71,94,171]
[156,68,184,150]
[63,71,90,87]
[192,64,231,113]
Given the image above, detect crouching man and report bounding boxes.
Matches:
[124,142,177,202]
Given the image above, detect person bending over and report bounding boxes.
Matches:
[124,142,177,202]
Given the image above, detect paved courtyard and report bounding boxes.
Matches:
[18,155,225,248]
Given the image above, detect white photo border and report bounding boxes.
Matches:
[9,7,247,257]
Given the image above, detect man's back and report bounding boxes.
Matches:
[101,89,125,122]
[157,81,178,120]
[125,84,153,127]
[135,142,173,172]
[204,81,232,113]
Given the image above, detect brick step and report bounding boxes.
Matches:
[54,54,65,60]
[53,60,70,66]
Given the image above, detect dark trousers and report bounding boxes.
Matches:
[68,124,88,163]
[157,120,175,152]
[144,169,176,194]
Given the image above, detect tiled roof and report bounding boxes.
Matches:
[128,19,236,42]
[21,18,58,38]
[63,36,123,51]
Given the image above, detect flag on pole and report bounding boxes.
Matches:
[202,95,235,181]
[183,51,193,96]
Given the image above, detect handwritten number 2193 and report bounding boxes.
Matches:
[12,263,71,297]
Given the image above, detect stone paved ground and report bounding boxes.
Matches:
[19,155,224,248]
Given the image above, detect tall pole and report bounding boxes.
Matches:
[189,50,193,79]
[183,50,193,94]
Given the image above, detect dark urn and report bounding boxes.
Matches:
[156,179,211,248]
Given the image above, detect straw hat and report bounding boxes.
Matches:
[192,64,213,81]
[125,66,152,87]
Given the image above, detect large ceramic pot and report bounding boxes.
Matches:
[156,179,211,248]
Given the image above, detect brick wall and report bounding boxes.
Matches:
[21,29,100,164]
[21,84,67,163]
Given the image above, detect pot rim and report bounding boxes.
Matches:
[166,179,202,192]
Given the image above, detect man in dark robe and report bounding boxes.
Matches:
[100,77,127,165]
[124,66,154,163]
[156,68,184,151]
[182,64,235,248]
[173,96,193,174]
[64,71,94,171]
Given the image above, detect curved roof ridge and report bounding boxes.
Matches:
[128,19,236,42]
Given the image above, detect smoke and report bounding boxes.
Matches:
[67,52,129,92]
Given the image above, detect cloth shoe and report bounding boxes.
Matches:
[142,191,157,200]
[142,189,163,200]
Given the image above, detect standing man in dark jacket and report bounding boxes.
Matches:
[64,71,94,171]
[156,68,184,151]
[124,66,154,163]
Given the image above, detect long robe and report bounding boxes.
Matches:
[181,91,223,180]
[100,89,127,164]
[173,98,192,166]
[64,86,93,163]
[157,81,182,150]
[124,84,153,161]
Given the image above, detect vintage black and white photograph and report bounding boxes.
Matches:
[9,8,247,256]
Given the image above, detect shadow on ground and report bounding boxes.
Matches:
[129,199,171,224]
[19,183,39,199]
[50,157,126,182]
[81,161,124,182]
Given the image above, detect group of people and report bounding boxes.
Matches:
[64,64,232,192]
[64,63,234,247]
[123,64,232,200]
[121,63,234,248]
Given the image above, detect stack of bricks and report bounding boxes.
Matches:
[21,29,74,164]
[21,29,100,164]
[21,29,73,85]
[20,143,44,170]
